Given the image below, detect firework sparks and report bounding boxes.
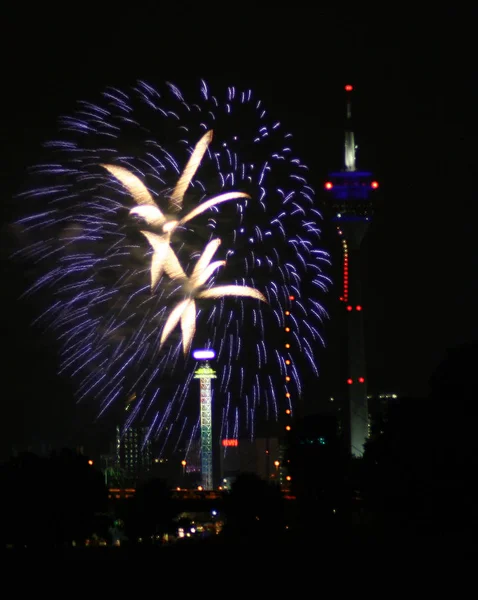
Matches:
[101,130,250,290]
[158,238,267,355]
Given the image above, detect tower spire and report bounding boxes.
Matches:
[344,84,356,171]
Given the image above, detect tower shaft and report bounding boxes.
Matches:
[194,361,216,490]
[199,377,213,489]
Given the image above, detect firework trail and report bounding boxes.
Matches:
[14,80,331,453]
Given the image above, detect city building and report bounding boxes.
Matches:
[114,424,152,483]
[367,393,399,440]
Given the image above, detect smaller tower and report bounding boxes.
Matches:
[193,349,216,490]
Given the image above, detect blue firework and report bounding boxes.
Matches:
[15,79,331,453]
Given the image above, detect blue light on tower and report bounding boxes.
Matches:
[193,349,216,489]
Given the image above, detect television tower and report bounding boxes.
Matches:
[193,349,216,489]
[324,84,379,457]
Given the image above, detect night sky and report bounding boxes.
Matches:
[1,9,476,459]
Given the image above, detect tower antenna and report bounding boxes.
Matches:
[344,84,356,171]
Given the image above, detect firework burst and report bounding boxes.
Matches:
[15,79,331,453]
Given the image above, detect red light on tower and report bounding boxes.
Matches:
[346,305,353,311]
[289,295,295,301]
[356,305,362,311]
[358,377,365,383]
[325,182,333,190]
[347,378,353,385]
[345,84,353,92]
[371,181,379,189]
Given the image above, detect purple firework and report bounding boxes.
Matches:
[14,79,331,454]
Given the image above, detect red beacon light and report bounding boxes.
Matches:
[371,181,379,189]
[345,84,353,92]
[358,377,365,383]
[325,181,333,190]
[347,378,353,385]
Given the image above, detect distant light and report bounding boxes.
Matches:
[371,181,379,189]
[193,349,215,360]
[286,475,292,481]
[325,181,333,190]
[285,409,291,415]
[345,84,353,92]
[285,310,290,315]
[285,327,290,332]
[358,377,365,383]
[347,305,353,311]
[285,359,291,365]
[347,378,353,385]
[289,295,295,301]
[212,510,217,516]
[198,486,203,491]
[285,425,291,431]
[87,459,93,466]
[356,305,362,311]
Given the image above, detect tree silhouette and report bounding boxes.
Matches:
[222,472,285,539]
[1,449,107,547]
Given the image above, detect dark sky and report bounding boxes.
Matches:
[1,9,476,458]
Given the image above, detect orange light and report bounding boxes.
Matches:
[289,295,295,301]
[222,439,238,447]
[285,311,290,315]
[181,460,187,466]
[285,327,290,332]
[371,181,379,189]
[286,475,292,481]
[87,460,93,466]
[285,359,291,365]
[345,84,353,92]
[285,376,291,382]
[285,393,291,398]
[285,409,291,414]
[285,344,290,349]
[274,460,280,467]
[325,181,333,190]
[198,486,203,491]
[285,425,291,431]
